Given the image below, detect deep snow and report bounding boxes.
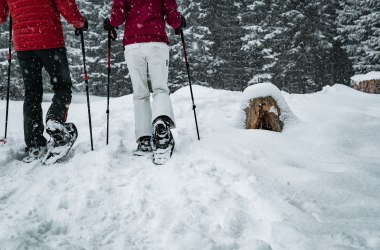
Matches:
[1,84,380,250]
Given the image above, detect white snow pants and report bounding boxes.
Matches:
[124,42,175,142]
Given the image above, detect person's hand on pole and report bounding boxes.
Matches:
[75,17,88,36]
[175,15,186,35]
[104,18,117,41]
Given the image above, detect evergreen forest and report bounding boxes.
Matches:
[0,0,379,98]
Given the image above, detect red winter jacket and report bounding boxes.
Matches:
[0,0,85,51]
[110,0,181,46]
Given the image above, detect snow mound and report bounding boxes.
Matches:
[320,84,379,97]
[240,82,297,127]
[351,71,380,84]
[1,85,380,250]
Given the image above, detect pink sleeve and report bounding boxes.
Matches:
[110,0,128,27]
[163,0,181,30]
[54,0,85,29]
[0,0,8,24]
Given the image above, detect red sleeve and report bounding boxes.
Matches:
[163,0,181,30]
[110,0,128,28]
[0,0,8,24]
[54,0,85,29]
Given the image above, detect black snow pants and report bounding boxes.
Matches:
[17,48,72,148]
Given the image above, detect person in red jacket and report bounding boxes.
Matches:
[0,0,87,163]
[104,0,186,165]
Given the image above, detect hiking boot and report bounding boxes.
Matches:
[134,136,153,156]
[22,146,47,163]
[46,120,72,146]
[43,121,78,165]
[151,116,175,165]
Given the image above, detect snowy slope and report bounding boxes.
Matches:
[1,85,380,250]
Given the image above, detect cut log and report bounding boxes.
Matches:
[244,96,284,132]
[352,79,380,94]
[351,72,380,94]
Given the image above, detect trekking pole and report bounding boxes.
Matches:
[106,29,116,145]
[180,29,200,140]
[76,29,94,151]
[1,17,12,144]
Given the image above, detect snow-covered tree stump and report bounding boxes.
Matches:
[351,72,380,94]
[241,83,296,132]
[244,96,283,132]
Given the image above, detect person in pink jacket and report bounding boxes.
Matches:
[104,0,186,165]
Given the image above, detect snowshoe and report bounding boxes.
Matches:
[151,117,175,165]
[42,121,78,165]
[22,146,47,163]
[134,136,153,156]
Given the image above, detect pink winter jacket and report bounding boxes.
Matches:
[110,0,181,46]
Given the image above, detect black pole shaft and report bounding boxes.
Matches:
[79,31,94,151]
[3,17,12,140]
[180,29,200,140]
[106,30,111,145]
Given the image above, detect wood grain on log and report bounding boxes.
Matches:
[244,96,284,132]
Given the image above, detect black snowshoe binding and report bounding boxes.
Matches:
[42,120,78,165]
[151,116,175,165]
[22,146,47,163]
[134,136,153,156]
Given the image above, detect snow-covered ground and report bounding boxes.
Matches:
[1,84,380,250]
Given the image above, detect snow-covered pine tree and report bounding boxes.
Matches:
[321,0,353,86]
[269,0,312,93]
[338,0,380,73]
[356,0,380,72]
[241,0,277,86]
[337,0,366,73]
[65,0,132,97]
[169,0,214,91]
[206,0,249,91]
[268,0,345,93]
[0,19,23,100]
[0,0,375,97]
[331,40,354,85]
